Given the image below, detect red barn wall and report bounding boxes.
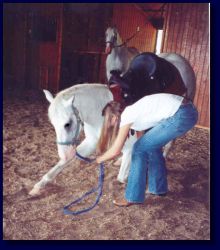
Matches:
[112,3,157,53]
[4,3,63,93]
[60,3,112,88]
[162,3,209,128]
[3,4,27,90]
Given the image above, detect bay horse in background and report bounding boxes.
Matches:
[105,27,139,81]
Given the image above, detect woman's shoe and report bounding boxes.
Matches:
[158,193,167,197]
[149,193,167,197]
[113,198,140,207]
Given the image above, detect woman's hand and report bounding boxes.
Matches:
[96,156,103,164]
[95,124,131,164]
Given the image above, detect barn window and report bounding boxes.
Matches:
[155,29,163,54]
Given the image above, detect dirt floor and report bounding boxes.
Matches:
[3,89,210,240]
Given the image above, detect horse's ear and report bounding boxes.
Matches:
[106,21,111,28]
[43,89,54,103]
[112,24,117,29]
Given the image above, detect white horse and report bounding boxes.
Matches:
[105,27,139,81]
[29,84,112,195]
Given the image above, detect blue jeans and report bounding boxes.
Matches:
[125,102,198,203]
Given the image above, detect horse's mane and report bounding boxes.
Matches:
[56,83,109,101]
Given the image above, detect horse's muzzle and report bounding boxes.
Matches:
[57,144,76,161]
[105,43,112,54]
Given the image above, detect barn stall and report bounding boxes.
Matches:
[3,3,210,240]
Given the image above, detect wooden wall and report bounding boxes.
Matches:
[3,4,27,90]
[112,3,157,53]
[162,3,209,127]
[60,3,112,88]
[4,3,63,93]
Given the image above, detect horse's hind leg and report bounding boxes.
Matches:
[117,149,132,183]
[117,137,174,184]
[163,140,175,158]
[29,158,73,196]
[117,134,137,183]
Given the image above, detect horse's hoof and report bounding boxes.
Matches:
[3,218,6,231]
[29,186,41,196]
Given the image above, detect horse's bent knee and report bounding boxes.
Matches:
[77,136,98,156]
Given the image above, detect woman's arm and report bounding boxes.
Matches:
[96,124,131,164]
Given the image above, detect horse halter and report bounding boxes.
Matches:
[106,27,141,48]
[56,101,83,146]
[105,31,117,47]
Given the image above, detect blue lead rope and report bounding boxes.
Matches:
[75,151,95,163]
[63,152,104,216]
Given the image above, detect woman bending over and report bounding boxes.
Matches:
[96,93,198,206]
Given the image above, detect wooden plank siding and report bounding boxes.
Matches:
[3,4,27,90]
[60,4,112,88]
[112,3,157,53]
[4,3,64,93]
[162,3,209,127]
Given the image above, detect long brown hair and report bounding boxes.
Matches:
[97,101,123,154]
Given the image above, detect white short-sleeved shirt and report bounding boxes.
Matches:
[120,93,184,131]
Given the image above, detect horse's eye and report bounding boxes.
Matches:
[64,121,72,129]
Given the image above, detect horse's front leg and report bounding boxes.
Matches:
[29,158,73,196]
[76,138,97,157]
[76,123,100,157]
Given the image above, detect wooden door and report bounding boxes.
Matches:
[26,4,63,93]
